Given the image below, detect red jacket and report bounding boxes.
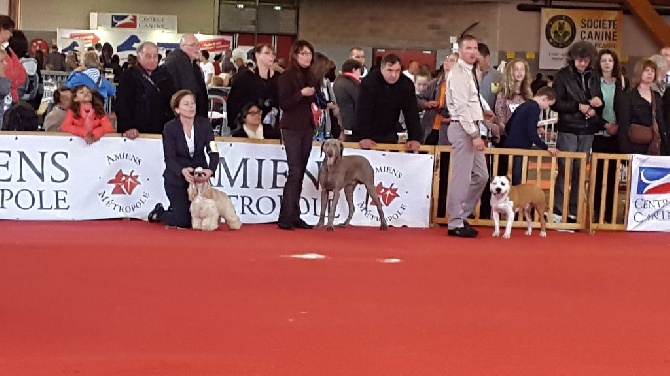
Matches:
[6,47,26,102]
[61,106,114,139]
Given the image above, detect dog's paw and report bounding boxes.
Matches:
[492,231,500,237]
[326,226,334,232]
[539,230,547,238]
[380,223,388,231]
[503,232,511,239]
[314,223,323,229]
[337,223,349,228]
[525,229,532,236]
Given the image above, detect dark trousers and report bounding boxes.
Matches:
[159,182,191,228]
[511,156,523,186]
[278,128,313,225]
[436,152,450,218]
[592,135,620,222]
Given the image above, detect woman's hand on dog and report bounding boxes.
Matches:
[182,167,195,184]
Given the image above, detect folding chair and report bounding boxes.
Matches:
[208,94,229,136]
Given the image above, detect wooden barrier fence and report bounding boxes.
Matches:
[588,153,631,232]
[430,146,589,232]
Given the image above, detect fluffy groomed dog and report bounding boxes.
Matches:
[489,176,547,239]
[316,139,387,231]
[188,167,242,231]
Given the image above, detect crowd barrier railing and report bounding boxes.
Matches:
[2,132,637,232]
[430,146,589,232]
[588,153,631,232]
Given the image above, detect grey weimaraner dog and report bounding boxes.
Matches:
[316,139,388,231]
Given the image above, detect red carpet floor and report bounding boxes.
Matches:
[1,220,670,375]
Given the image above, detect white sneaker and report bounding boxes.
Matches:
[552,214,562,223]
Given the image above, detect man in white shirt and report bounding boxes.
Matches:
[199,50,215,85]
[350,47,369,78]
[445,34,489,238]
[402,60,419,82]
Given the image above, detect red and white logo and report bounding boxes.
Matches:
[99,153,150,214]
[107,169,141,195]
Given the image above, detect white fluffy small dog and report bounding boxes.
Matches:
[188,167,242,231]
[490,176,547,239]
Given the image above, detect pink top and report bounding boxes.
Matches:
[60,103,114,139]
[495,92,526,129]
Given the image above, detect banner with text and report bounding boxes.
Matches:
[0,135,432,228]
[540,8,622,70]
[57,29,232,60]
[90,12,178,32]
[627,154,670,231]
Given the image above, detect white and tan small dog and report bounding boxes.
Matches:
[188,167,242,231]
[490,176,547,239]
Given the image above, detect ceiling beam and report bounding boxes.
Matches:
[622,0,670,47]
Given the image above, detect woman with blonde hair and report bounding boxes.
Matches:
[494,58,533,143]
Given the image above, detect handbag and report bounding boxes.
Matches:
[628,93,659,146]
[628,123,652,144]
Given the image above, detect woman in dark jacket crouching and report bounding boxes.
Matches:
[148,90,220,228]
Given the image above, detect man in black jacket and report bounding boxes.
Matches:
[354,53,421,151]
[116,41,177,138]
[551,41,603,221]
[163,34,208,117]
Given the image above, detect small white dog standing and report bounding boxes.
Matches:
[489,176,548,239]
[188,167,242,231]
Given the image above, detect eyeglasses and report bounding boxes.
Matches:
[247,110,262,116]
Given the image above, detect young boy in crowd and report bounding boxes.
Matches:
[501,86,559,185]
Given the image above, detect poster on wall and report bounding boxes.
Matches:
[90,12,178,32]
[627,155,670,232]
[539,8,622,70]
[57,29,232,60]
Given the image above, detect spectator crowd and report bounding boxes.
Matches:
[3,12,670,236]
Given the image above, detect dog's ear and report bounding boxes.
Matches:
[339,140,344,157]
[187,184,196,201]
[320,141,325,158]
[202,183,216,200]
[506,175,512,184]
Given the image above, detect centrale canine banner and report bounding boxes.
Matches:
[0,135,432,228]
[627,154,670,232]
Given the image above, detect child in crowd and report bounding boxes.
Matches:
[43,86,72,132]
[501,86,559,185]
[414,70,432,124]
[60,84,113,144]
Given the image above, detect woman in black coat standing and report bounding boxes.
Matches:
[276,40,317,231]
[617,59,668,157]
[148,90,220,228]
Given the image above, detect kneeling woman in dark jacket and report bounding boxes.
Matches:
[618,59,669,156]
[231,102,281,139]
[148,89,220,228]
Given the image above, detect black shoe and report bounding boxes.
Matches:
[463,219,473,230]
[567,214,577,224]
[447,226,478,238]
[277,222,295,231]
[148,203,164,223]
[294,219,313,229]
